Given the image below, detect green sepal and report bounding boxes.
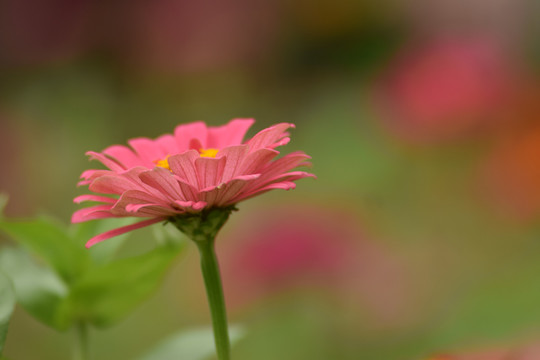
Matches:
[169,206,236,242]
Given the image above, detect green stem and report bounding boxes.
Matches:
[73,322,88,360]
[196,238,231,360]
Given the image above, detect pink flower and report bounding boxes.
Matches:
[72,119,314,247]
[376,36,515,143]
[218,204,412,326]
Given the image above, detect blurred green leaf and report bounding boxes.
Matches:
[60,242,184,328]
[137,325,245,360]
[0,248,68,330]
[0,271,15,356]
[0,217,89,284]
[0,214,184,331]
[72,218,134,265]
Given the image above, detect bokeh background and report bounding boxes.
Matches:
[1,0,540,359]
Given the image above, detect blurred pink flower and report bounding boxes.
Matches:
[377,36,515,143]
[73,119,314,247]
[220,205,411,325]
[223,207,354,291]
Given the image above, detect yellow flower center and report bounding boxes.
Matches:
[155,155,171,170]
[154,148,219,170]
[199,148,219,158]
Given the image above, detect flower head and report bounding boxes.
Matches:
[73,119,314,247]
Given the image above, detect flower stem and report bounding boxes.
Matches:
[196,238,231,360]
[73,322,88,360]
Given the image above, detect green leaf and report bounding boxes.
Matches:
[72,218,135,265]
[59,243,184,328]
[0,248,68,330]
[0,271,16,356]
[0,217,89,284]
[137,325,245,360]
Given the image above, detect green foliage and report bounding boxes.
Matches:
[72,218,137,265]
[0,215,185,332]
[0,248,67,329]
[137,325,245,360]
[0,217,89,284]
[59,243,182,328]
[0,271,15,356]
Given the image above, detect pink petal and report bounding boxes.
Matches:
[111,191,175,218]
[80,169,109,180]
[231,181,298,203]
[258,151,312,178]
[246,123,295,151]
[155,134,179,154]
[230,171,314,204]
[174,200,207,211]
[237,148,279,175]
[194,156,226,190]
[102,145,142,168]
[174,122,208,151]
[78,170,111,186]
[128,137,166,165]
[118,167,170,201]
[89,174,140,194]
[174,178,201,202]
[111,190,171,213]
[217,145,249,182]
[207,118,255,148]
[273,137,291,147]
[139,167,185,201]
[259,181,297,191]
[72,205,115,223]
[85,217,165,248]
[124,203,175,216]
[257,170,316,184]
[168,150,200,187]
[86,151,125,171]
[73,195,116,204]
[247,171,315,193]
[201,174,260,207]
[224,152,311,198]
[189,138,204,151]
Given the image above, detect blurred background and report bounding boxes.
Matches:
[1,0,540,359]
